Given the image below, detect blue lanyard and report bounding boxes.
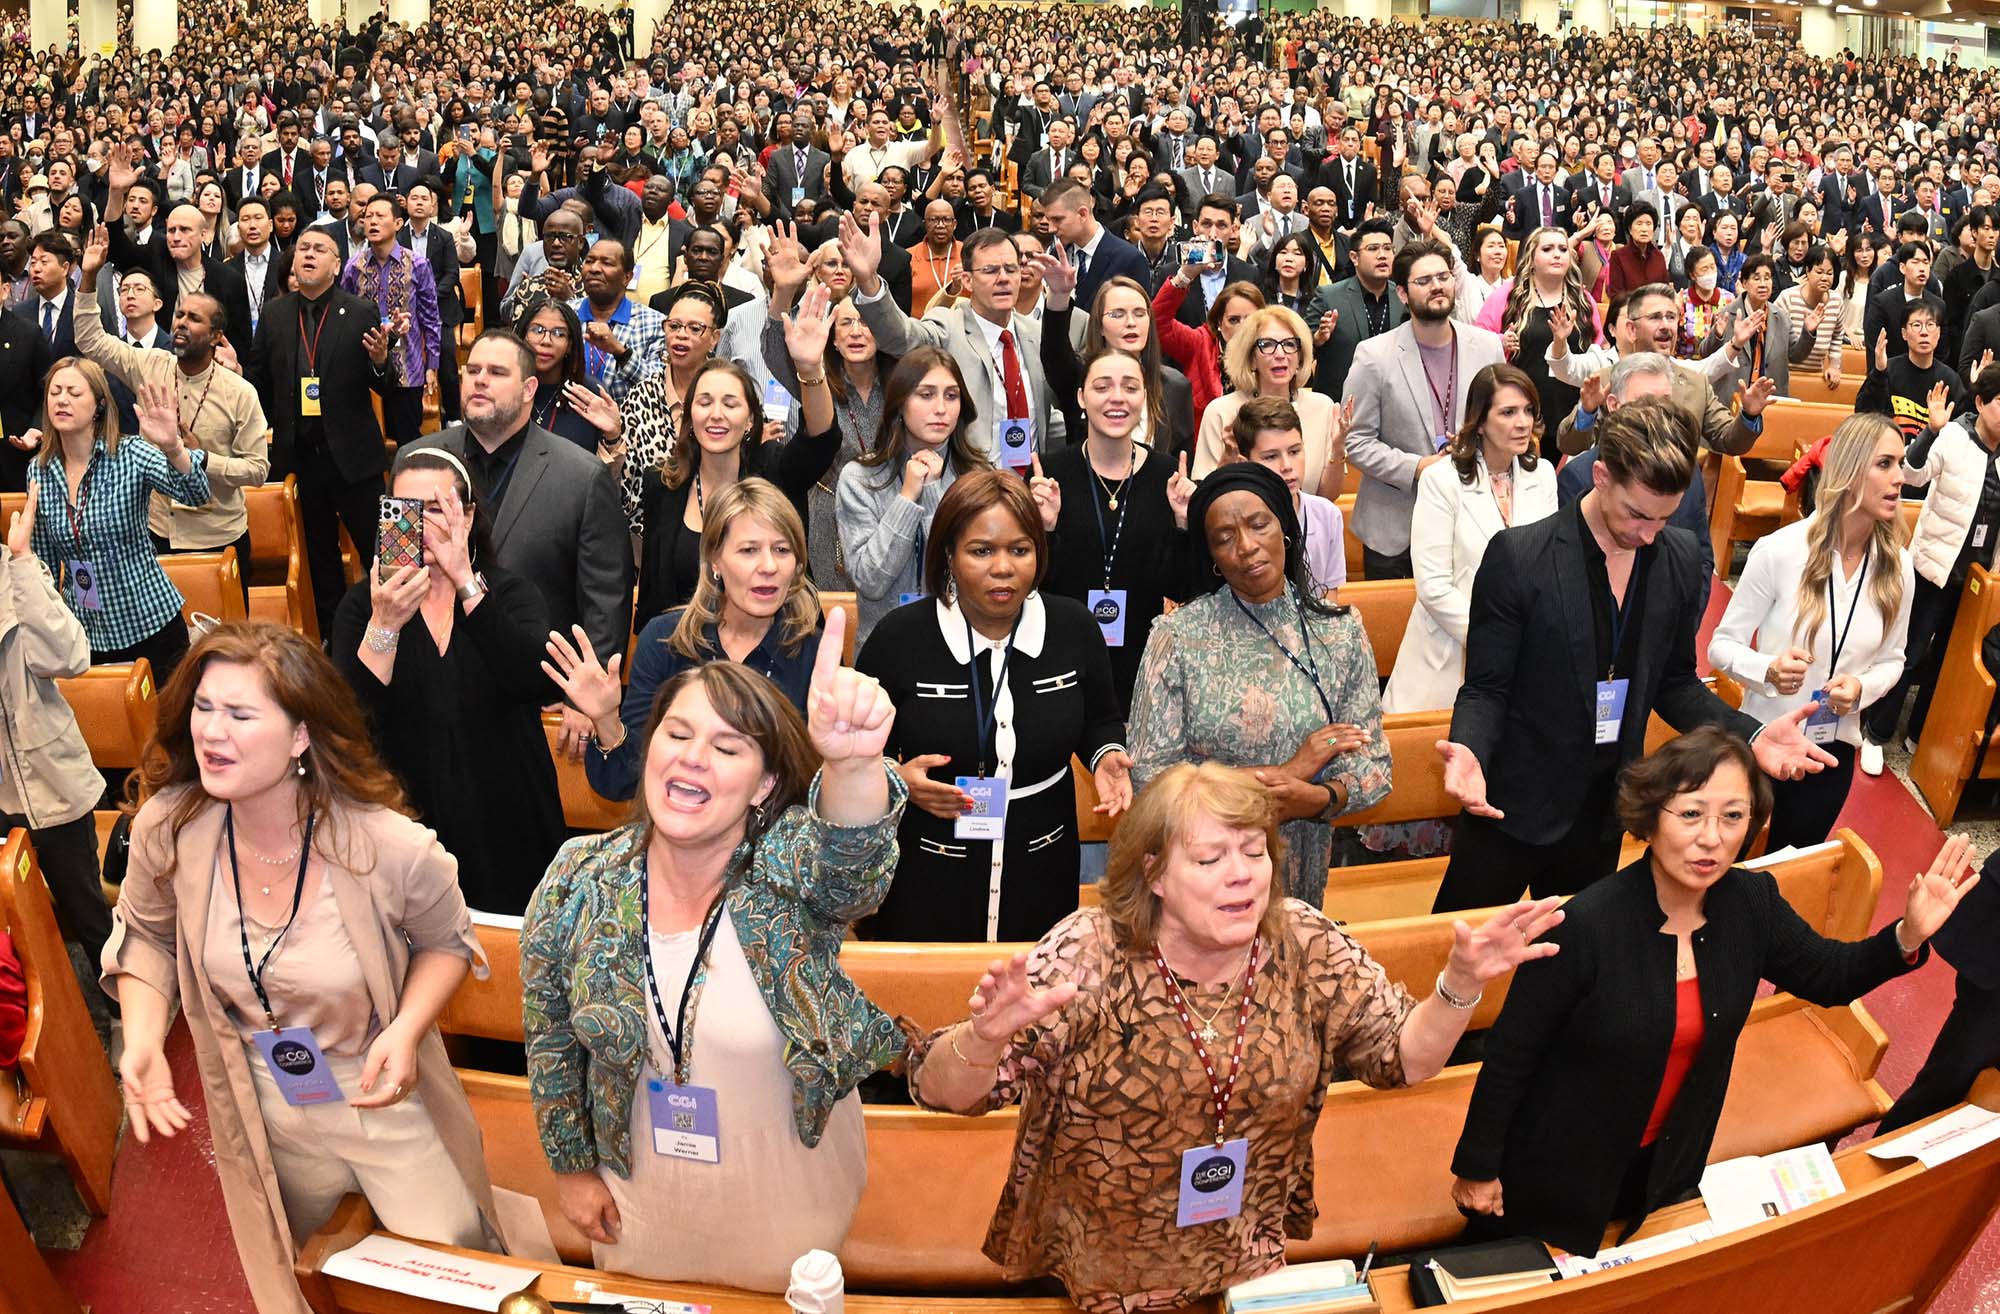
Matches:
[963,611,1020,776]
[1232,587,1335,722]
[1606,559,1644,681]
[1826,553,1868,678]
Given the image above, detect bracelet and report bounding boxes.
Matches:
[948,1024,1000,1069]
[796,373,827,385]
[1435,970,1482,1011]
[364,624,400,654]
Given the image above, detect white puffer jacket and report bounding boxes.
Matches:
[1903,416,1998,587]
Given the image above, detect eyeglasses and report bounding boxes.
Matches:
[1253,337,1302,356]
[1102,307,1145,323]
[1631,310,1678,325]
[1408,272,1455,290]
[970,263,1019,278]
[664,319,715,335]
[1660,806,1752,831]
[523,324,568,340]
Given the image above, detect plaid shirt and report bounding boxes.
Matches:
[31,437,211,651]
[570,294,665,406]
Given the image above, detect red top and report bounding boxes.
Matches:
[1642,975,1706,1147]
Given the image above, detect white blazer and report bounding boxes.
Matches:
[1707,517,1914,749]
[1381,452,1559,714]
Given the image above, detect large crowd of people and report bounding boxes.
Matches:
[0,0,1997,1306]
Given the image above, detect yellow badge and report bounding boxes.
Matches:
[301,376,322,417]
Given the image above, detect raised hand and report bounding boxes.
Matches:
[562,381,623,441]
[369,562,427,634]
[1875,328,1890,374]
[106,140,140,194]
[1314,307,1337,346]
[1166,451,1195,529]
[6,482,34,559]
[837,208,884,292]
[362,320,392,366]
[1034,240,1077,305]
[135,380,184,459]
[82,223,109,279]
[784,280,836,368]
[765,219,810,295]
[901,447,944,501]
[1578,369,1607,416]
[1501,325,1521,358]
[1027,452,1061,531]
[1448,897,1565,988]
[1739,373,1776,417]
[967,951,1079,1044]
[541,624,624,726]
[1926,379,1954,433]
[1731,305,1766,351]
[1750,702,1840,781]
[806,607,894,763]
[1436,739,1502,818]
[430,481,476,592]
[1902,833,1978,947]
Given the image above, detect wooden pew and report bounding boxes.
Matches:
[56,660,157,775]
[1708,401,1828,575]
[0,1169,82,1314]
[1910,564,2000,825]
[243,475,317,640]
[540,712,628,832]
[820,590,860,663]
[1785,372,1861,407]
[0,829,119,1215]
[158,547,247,626]
[1334,577,1414,681]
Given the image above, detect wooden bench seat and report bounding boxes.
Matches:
[1910,563,2000,825]
[157,547,247,626]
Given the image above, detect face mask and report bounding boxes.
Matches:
[1695,271,1718,293]
[478,146,496,160]
[85,156,102,172]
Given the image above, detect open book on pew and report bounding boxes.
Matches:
[1407,1238,1558,1305]
[1225,1258,1375,1313]
[1698,1141,1846,1233]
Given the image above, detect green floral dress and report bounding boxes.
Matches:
[1130,586,1392,902]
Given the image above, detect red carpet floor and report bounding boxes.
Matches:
[27,579,2000,1312]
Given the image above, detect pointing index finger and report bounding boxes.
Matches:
[811,605,848,697]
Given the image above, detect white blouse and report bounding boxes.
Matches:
[1707,517,1915,748]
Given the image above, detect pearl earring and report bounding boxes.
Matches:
[294,754,307,777]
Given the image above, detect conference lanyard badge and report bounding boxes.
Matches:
[1805,689,1840,745]
[252,1026,344,1107]
[762,375,792,423]
[1593,678,1629,746]
[300,376,322,417]
[646,1079,721,1163]
[1088,588,1129,647]
[1177,1137,1248,1227]
[998,414,1034,470]
[65,560,102,612]
[955,775,1009,842]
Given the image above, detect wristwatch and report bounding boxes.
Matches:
[455,571,489,604]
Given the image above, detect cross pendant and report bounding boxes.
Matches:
[1199,1022,1219,1045]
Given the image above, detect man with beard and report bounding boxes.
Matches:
[1343,237,1508,579]
[575,237,664,403]
[76,224,269,591]
[102,144,253,356]
[500,205,588,322]
[1554,282,1771,460]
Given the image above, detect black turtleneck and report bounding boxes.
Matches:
[464,422,532,512]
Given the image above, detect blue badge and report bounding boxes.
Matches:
[1088,588,1128,647]
[1594,678,1629,746]
[955,775,1009,841]
[898,591,927,607]
[1177,1137,1248,1227]
[1805,688,1840,745]
[65,559,102,612]
[763,374,792,421]
[251,1027,344,1106]
[646,1079,721,1163]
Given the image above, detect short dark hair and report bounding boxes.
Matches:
[1616,725,1772,841]
[468,327,535,376]
[1897,240,1932,265]
[1625,201,1659,229]
[1353,216,1396,250]
[1974,362,2000,404]
[1901,298,1941,329]
[29,231,76,264]
[922,469,1049,596]
[236,195,270,219]
[1740,253,1777,283]
[961,226,1016,266]
[1196,193,1238,224]
[1596,394,1697,496]
[1392,236,1454,290]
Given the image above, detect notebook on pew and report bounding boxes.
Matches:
[1225,1259,1375,1313]
[1407,1238,1558,1305]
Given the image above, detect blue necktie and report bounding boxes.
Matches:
[40,301,54,343]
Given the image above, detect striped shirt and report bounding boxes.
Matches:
[30,437,211,651]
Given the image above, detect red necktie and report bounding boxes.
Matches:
[997,328,1029,416]
[283,154,293,186]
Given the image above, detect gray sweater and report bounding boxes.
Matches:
[834,459,959,643]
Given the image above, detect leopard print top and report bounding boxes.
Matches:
[910,901,1416,1313]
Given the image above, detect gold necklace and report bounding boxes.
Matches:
[1187,978,1239,1046]
[1089,439,1135,510]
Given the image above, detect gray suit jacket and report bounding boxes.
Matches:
[765,145,832,219]
[1313,275,1407,398]
[1342,321,1508,555]
[853,288,1056,461]
[1178,166,1237,216]
[1701,299,1810,398]
[406,424,633,660]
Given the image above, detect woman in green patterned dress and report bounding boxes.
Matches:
[1129,463,1391,902]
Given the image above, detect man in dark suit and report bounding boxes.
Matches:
[0,302,52,489]
[260,114,311,193]
[764,110,832,221]
[1039,179,1151,311]
[18,231,79,361]
[223,136,265,211]
[406,333,633,746]
[1312,218,1403,399]
[1695,166,1748,224]
[360,139,419,201]
[244,225,395,637]
[1431,396,1833,912]
[1817,144,1867,235]
[392,119,440,182]
[227,195,287,338]
[103,202,253,365]
[1153,195,1256,327]
[1507,153,1567,241]
[1318,126,1376,232]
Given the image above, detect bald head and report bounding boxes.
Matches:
[164,204,205,265]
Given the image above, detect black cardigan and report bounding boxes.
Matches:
[1451,853,1924,1256]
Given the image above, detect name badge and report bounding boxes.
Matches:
[1976,525,1990,550]
[1594,677,1629,746]
[898,591,927,607]
[627,261,642,289]
[791,185,806,205]
[763,375,792,422]
[300,376,322,417]
[998,414,1034,470]
[1177,1137,1248,1227]
[1805,689,1840,745]
[251,1027,344,1106]
[1088,588,1128,646]
[646,1079,721,1163]
[955,775,1008,841]
[66,559,102,612]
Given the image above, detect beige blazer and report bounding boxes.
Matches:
[101,788,500,1314]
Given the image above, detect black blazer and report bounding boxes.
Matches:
[104,222,254,350]
[0,318,52,491]
[245,288,392,484]
[1150,251,1259,328]
[1450,502,1758,846]
[1318,156,1376,227]
[1452,856,1923,1255]
[15,291,76,361]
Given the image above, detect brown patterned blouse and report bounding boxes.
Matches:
[908,901,1417,1313]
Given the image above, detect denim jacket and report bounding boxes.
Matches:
[522,763,908,1176]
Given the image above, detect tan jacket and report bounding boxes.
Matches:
[101,790,501,1314]
[0,552,102,827]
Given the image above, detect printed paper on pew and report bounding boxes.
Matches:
[1699,1143,1845,1233]
[1867,1103,2000,1168]
[1550,1221,1717,1278]
[571,1287,710,1313]
[321,1235,540,1309]
[1739,840,1839,871]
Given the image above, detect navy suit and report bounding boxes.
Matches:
[1073,229,1154,311]
[18,289,76,360]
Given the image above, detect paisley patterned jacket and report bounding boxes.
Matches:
[522,764,909,1175]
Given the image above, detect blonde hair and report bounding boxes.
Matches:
[667,477,821,660]
[1100,763,1289,951]
[1791,414,1907,653]
[1222,305,1316,397]
[35,357,121,466]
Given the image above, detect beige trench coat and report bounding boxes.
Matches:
[101,786,502,1314]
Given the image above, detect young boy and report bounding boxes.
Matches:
[1229,395,1347,595]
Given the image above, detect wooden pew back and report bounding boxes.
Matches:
[540,712,629,832]
[56,660,157,773]
[1910,564,2000,825]
[0,830,119,1214]
[158,548,247,625]
[1335,577,1415,682]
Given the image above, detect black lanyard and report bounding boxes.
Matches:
[1826,553,1869,677]
[638,858,730,1085]
[1088,444,1135,589]
[226,806,318,1031]
[1233,587,1335,722]
[964,611,1020,777]
[1605,553,1647,681]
